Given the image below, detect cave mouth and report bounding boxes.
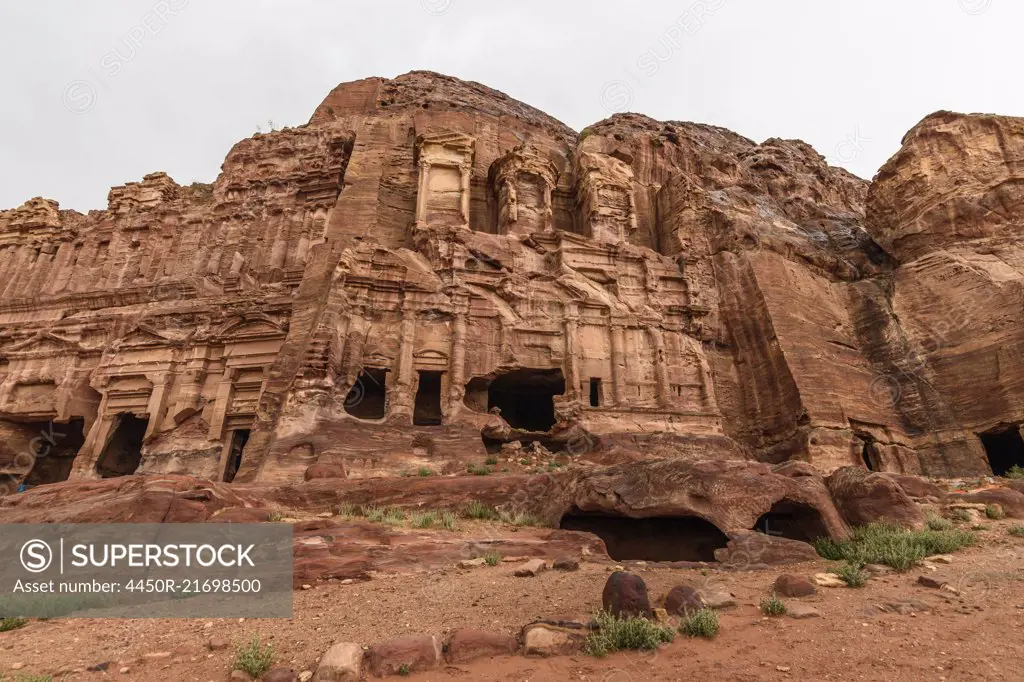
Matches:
[754,501,830,544]
[487,368,565,432]
[559,511,729,562]
[23,418,86,487]
[978,427,1024,476]
[96,413,148,478]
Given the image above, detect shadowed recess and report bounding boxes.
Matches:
[559,511,729,562]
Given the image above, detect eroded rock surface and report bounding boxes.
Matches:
[0,73,1022,495]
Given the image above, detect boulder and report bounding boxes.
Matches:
[714,531,819,567]
[512,559,547,577]
[959,487,1024,518]
[602,571,652,618]
[663,585,704,615]
[312,642,362,682]
[552,556,580,571]
[521,622,587,657]
[445,629,518,663]
[366,634,442,678]
[774,574,817,598]
[786,603,822,619]
[826,467,926,529]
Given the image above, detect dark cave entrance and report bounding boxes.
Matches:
[860,437,879,471]
[96,414,148,478]
[754,501,830,543]
[344,368,388,420]
[487,369,565,432]
[222,429,250,483]
[23,418,86,486]
[413,371,444,426]
[589,378,602,407]
[559,511,729,562]
[979,427,1024,476]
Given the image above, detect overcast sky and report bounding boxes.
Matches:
[0,0,1017,212]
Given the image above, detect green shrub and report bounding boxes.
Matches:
[439,510,458,531]
[1009,525,1024,537]
[832,562,868,588]
[986,504,1005,520]
[417,467,434,477]
[466,464,491,476]
[926,514,953,531]
[383,508,407,525]
[482,551,502,566]
[813,523,976,572]
[462,501,498,520]
[267,511,284,522]
[233,634,274,679]
[364,506,386,523]
[412,512,436,529]
[951,509,973,523]
[1003,465,1024,480]
[333,503,355,518]
[760,593,786,617]
[519,458,530,466]
[583,611,674,657]
[484,456,499,466]
[498,509,542,527]
[679,608,719,638]
[0,618,28,633]
[398,663,411,676]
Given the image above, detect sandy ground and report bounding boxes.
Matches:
[1,521,1023,682]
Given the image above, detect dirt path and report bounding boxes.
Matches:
[0,525,1022,681]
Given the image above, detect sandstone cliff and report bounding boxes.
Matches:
[0,72,1020,489]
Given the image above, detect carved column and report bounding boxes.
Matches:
[649,328,672,409]
[390,302,417,420]
[415,159,431,226]
[446,294,470,423]
[173,345,209,423]
[295,208,314,265]
[269,211,289,270]
[563,302,583,401]
[610,321,628,405]
[460,165,472,226]
[207,368,236,441]
[144,373,172,440]
[340,311,369,389]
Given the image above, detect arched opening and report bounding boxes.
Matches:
[559,511,729,562]
[96,413,147,478]
[344,368,388,420]
[978,427,1024,476]
[860,437,879,471]
[24,418,86,486]
[222,428,250,483]
[487,369,565,432]
[754,501,830,543]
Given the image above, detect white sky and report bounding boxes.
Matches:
[0,0,1017,212]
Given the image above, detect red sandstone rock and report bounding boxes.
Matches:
[366,634,442,677]
[663,585,705,615]
[602,572,652,618]
[445,629,518,663]
[826,467,926,529]
[774,574,817,598]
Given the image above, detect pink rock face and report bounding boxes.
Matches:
[366,634,442,677]
[0,71,1021,497]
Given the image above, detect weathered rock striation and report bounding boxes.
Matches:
[0,72,1022,491]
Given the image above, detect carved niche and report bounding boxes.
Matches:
[575,152,638,243]
[489,146,558,236]
[415,132,476,229]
